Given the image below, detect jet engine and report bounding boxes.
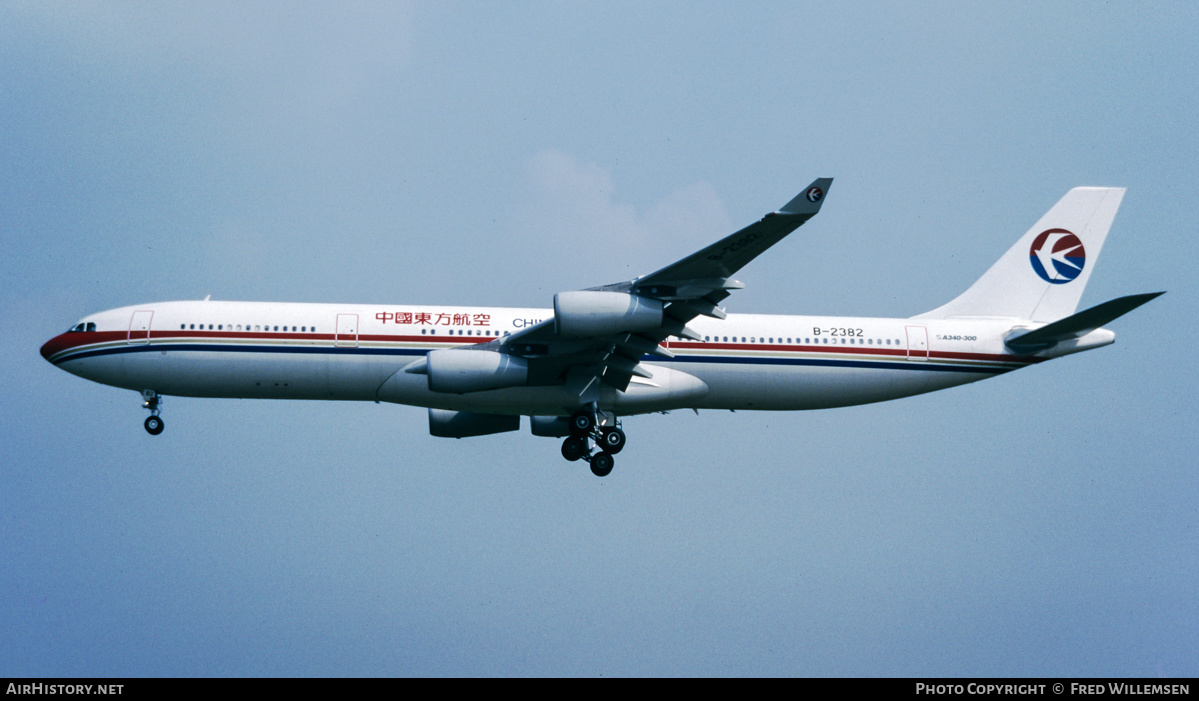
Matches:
[553,291,663,338]
[428,409,520,438]
[530,415,572,437]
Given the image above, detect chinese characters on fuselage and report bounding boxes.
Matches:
[375,311,492,326]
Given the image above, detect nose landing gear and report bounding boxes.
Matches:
[561,407,624,477]
[142,390,164,435]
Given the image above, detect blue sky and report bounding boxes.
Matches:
[2,1,1196,676]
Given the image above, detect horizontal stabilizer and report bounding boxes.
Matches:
[1005,292,1164,352]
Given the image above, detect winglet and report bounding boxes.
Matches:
[779,178,834,215]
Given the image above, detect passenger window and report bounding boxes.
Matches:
[181,324,186,330]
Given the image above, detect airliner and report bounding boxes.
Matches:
[40,178,1161,476]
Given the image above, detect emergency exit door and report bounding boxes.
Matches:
[905,325,929,360]
[128,310,153,344]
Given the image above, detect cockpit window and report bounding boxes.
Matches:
[67,323,85,333]
[86,322,96,332]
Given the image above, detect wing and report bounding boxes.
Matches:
[486,178,833,403]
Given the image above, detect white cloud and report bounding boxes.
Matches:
[512,149,732,289]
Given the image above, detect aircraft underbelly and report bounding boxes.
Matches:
[679,360,984,410]
[375,362,710,416]
[74,349,402,401]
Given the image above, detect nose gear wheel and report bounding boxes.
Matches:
[141,390,165,435]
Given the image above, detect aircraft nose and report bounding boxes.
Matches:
[40,333,68,363]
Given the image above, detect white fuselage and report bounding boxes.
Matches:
[43,300,1106,418]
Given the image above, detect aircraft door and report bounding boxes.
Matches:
[335,313,359,348]
[905,325,929,360]
[128,310,153,344]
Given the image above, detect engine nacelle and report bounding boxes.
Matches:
[427,349,528,394]
[553,291,663,339]
[428,409,519,438]
[530,415,572,438]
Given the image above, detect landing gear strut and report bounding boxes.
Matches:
[142,390,164,435]
[560,407,624,477]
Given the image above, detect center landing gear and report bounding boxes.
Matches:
[142,390,164,435]
[560,407,625,477]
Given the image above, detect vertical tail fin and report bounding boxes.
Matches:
[916,187,1125,322]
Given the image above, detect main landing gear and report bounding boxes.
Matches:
[560,407,626,477]
[141,390,164,435]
